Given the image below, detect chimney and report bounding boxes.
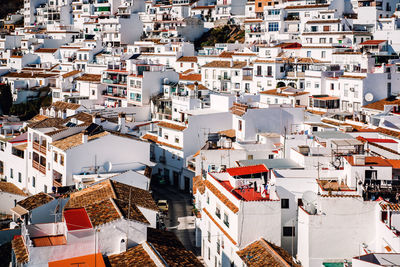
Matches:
[82,131,88,143]
[93,113,101,124]
[118,113,127,134]
[354,155,365,166]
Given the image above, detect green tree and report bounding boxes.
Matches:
[0,83,12,115]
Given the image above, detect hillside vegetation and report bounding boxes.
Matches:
[195,25,245,49]
[0,0,23,20]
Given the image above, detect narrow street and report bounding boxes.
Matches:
[151,184,200,256]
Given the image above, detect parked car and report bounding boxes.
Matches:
[157,200,169,213]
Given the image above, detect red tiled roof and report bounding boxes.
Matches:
[49,253,105,267]
[158,121,187,131]
[35,48,58,53]
[203,179,239,213]
[363,138,397,144]
[387,159,400,169]
[218,180,271,202]
[179,73,201,81]
[344,156,392,167]
[360,40,386,45]
[226,164,268,176]
[176,56,198,62]
[64,208,93,231]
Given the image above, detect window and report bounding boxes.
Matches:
[320,38,326,43]
[44,185,47,193]
[268,154,274,159]
[10,169,13,179]
[268,9,280,15]
[215,206,221,218]
[175,137,179,143]
[281,199,289,209]
[307,51,311,57]
[238,120,242,131]
[208,231,211,242]
[311,26,318,32]
[283,226,295,236]
[164,134,169,140]
[330,83,334,90]
[54,152,58,162]
[268,22,279,32]
[207,193,209,204]
[158,128,162,137]
[323,25,330,31]
[321,51,326,58]
[32,176,36,187]
[223,213,229,227]
[258,2,262,7]
[18,172,21,183]
[208,247,211,260]
[60,155,64,166]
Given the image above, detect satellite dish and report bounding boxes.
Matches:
[103,161,112,172]
[365,93,374,102]
[302,191,318,215]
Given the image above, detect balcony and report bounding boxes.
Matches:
[218,75,231,81]
[33,141,47,155]
[32,160,46,175]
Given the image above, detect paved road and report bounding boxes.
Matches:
[152,185,200,255]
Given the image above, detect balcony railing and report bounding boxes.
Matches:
[33,141,39,151]
[33,141,47,155]
[218,75,231,81]
[32,160,46,175]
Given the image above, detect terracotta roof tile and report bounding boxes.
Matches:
[179,73,201,81]
[35,48,58,53]
[362,97,400,111]
[106,244,157,266]
[192,175,205,195]
[218,129,236,138]
[66,179,158,212]
[85,198,122,227]
[186,84,208,90]
[218,51,234,58]
[50,101,82,111]
[344,156,392,167]
[237,239,300,267]
[3,72,57,79]
[158,121,187,131]
[360,40,386,45]
[12,236,28,264]
[17,192,54,211]
[260,88,309,97]
[203,180,239,213]
[75,74,102,82]
[176,56,198,62]
[62,70,81,78]
[51,131,109,151]
[147,228,203,267]
[142,133,183,151]
[0,182,27,196]
[203,61,247,69]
